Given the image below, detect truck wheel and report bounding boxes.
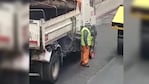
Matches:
[43,50,61,83]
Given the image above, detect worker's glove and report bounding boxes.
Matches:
[86,45,88,49]
[90,51,95,59]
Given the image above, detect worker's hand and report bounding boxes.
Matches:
[86,45,88,49]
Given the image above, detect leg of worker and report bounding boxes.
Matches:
[84,46,89,64]
[81,46,84,64]
[81,46,85,65]
[81,46,89,65]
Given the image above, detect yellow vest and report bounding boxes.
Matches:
[81,27,92,46]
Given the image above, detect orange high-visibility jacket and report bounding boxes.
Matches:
[77,0,81,11]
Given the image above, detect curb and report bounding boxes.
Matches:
[96,6,119,19]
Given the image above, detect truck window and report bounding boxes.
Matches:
[30,9,46,20]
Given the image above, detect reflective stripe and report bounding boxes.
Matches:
[112,26,124,30]
[0,36,10,43]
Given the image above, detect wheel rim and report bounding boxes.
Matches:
[52,59,60,80]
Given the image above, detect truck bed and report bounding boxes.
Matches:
[43,9,80,45]
[29,8,80,49]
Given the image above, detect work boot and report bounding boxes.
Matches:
[81,63,90,67]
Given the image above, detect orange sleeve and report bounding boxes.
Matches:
[77,0,81,11]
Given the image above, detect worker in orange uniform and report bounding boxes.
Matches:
[80,25,93,67]
[77,0,81,11]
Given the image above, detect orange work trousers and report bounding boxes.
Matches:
[81,46,90,65]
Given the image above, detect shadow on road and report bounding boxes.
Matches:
[62,52,80,68]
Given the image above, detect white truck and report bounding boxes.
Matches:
[29,0,96,83]
[0,3,29,71]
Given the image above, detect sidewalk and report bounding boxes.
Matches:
[87,57,123,84]
[95,0,123,18]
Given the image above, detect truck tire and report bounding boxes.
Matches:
[43,50,61,83]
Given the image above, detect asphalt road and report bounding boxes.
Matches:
[87,56,123,84]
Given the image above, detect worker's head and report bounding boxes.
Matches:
[85,23,92,30]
